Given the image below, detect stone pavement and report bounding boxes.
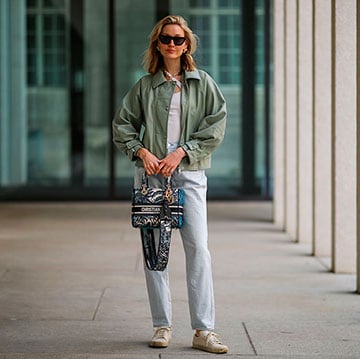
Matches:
[0,202,359,358]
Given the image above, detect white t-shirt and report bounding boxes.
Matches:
[167,90,181,145]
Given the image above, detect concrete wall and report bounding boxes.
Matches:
[273,0,359,281]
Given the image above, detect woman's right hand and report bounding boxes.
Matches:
[136,148,160,176]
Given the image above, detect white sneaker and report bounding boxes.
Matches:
[192,331,228,354]
[149,327,172,348]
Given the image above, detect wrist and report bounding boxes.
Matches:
[136,147,146,159]
[176,147,186,159]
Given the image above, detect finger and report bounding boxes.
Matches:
[158,162,166,170]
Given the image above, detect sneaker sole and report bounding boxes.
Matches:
[149,341,169,348]
[192,343,228,354]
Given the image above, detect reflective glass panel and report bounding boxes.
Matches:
[0,0,272,199]
[180,0,242,195]
[114,1,156,198]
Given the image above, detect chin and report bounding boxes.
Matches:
[164,54,181,60]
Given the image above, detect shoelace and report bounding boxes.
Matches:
[207,332,223,345]
[155,328,170,340]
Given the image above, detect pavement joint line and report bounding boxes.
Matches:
[92,287,107,321]
[242,322,258,356]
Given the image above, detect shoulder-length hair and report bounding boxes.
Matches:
[143,15,198,74]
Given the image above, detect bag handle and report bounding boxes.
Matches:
[141,173,175,203]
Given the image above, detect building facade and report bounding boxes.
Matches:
[0,0,273,200]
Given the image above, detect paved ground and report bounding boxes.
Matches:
[0,202,359,358]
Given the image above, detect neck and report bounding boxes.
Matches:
[163,60,181,76]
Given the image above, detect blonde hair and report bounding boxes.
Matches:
[143,15,198,74]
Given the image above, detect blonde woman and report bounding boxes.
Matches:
[113,15,228,354]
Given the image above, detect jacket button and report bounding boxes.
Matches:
[165,107,169,111]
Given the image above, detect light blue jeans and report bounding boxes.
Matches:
[134,162,215,331]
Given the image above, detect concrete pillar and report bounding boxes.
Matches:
[357,0,360,292]
[273,0,285,229]
[313,0,332,258]
[332,0,357,273]
[285,0,298,240]
[297,0,313,244]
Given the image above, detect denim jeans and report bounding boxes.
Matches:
[133,164,215,331]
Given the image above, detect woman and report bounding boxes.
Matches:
[113,15,228,354]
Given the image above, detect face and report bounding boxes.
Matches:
[157,24,188,61]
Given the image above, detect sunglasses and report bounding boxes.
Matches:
[159,34,186,46]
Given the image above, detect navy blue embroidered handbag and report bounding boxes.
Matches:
[131,174,184,271]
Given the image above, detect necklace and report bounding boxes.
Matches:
[163,69,182,89]
[163,69,182,78]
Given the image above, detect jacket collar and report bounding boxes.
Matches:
[152,69,200,88]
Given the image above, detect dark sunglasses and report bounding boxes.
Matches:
[159,34,186,46]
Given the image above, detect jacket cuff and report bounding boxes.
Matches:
[181,141,199,165]
[126,141,143,161]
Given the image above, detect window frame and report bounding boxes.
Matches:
[26,0,69,88]
[189,0,240,85]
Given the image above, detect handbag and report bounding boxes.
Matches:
[131,174,184,271]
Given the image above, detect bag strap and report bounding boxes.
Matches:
[140,221,172,271]
[139,174,176,271]
[140,189,173,271]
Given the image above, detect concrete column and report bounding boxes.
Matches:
[313,0,332,258]
[285,0,298,240]
[273,0,285,229]
[357,0,360,292]
[332,0,357,273]
[297,0,313,244]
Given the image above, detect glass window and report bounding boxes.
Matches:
[26,0,67,87]
[43,0,65,9]
[189,2,240,85]
[26,0,70,185]
[190,0,211,8]
[1,0,271,199]
[27,0,37,9]
[114,1,156,197]
[219,0,239,8]
[255,0,267,192]
[187,0,242,194]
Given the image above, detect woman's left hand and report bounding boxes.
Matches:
[158,148,186,177]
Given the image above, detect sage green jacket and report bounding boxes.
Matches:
[112,69,226,171]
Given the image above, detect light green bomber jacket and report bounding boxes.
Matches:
[112,69,227,171]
